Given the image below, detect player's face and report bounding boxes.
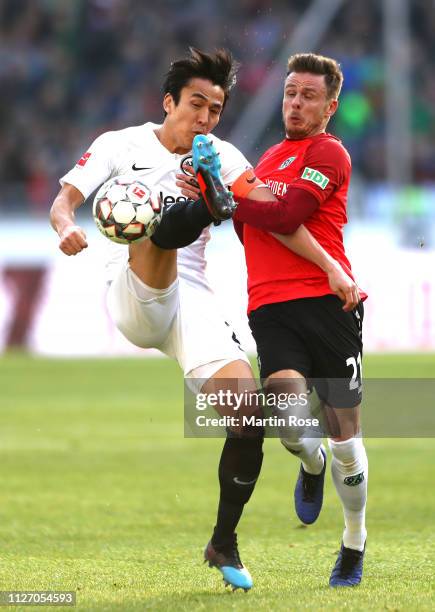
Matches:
[282,72,338,139]
[162,78,225,154]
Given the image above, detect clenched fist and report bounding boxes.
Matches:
[59,225,88,256]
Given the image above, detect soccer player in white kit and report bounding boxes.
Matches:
[50,48,358,591]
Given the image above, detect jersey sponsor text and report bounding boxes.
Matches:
[265,179,288,196]
[301,166,329,189]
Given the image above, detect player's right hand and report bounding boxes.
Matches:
[176,171,200,200]
[326,263,360,311]
[59,225,88,256]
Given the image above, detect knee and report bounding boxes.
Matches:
[280,437,304,455]
[227,421,265,441]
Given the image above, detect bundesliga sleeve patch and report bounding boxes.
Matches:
[301,166,329,189]
[76,152,91,167]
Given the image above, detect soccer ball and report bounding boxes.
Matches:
[92,176,162,244]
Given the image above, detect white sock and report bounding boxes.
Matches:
[329,437,368,551]
[281,438,325,475]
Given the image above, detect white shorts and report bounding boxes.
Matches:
[106,264,250,387]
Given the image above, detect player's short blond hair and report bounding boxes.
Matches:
[287,53,343,100]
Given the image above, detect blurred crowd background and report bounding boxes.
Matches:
[1,0,434,354]
[1,0,434,226]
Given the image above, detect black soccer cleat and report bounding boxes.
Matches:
[192,134,237,221]
[329,541,366,587]
[294,445,327,525]
[204,534,253,591]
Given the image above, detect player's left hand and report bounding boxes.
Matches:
[326,262,360,311]
[176,169,201,200]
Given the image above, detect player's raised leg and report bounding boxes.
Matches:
[128,240,177,289]
[149,191,233,251]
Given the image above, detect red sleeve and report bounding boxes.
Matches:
[233,188,319,234]
[292,138,351,203]
[233,218,244,244]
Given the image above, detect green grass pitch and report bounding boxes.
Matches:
[0,353,434,610]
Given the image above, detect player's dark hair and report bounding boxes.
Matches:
[287,53,343,99]
[163,47,239,110]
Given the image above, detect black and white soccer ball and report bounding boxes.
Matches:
[92,176,162,245]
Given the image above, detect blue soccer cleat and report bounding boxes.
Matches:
[294,445,327,525]
[204,534,253,592]
[329,541,365,587]
[192,134,236,221]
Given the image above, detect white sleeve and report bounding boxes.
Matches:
[213,138,252,187]
[59,131,118,199]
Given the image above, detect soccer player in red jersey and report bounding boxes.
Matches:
[232,53,368,587]
[188,53,367,587]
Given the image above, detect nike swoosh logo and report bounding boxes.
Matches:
[132,164,151,171]
[246,176,256,184]
[233,476,258,486]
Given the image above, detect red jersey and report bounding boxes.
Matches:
[243,132,362,313]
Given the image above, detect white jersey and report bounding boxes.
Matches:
[60,122,251,286]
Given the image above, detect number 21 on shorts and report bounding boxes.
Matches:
[346,352,362,393]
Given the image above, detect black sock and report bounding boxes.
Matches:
[212,499,244,548]
[212,436,264,546]
[150,198,213,249]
